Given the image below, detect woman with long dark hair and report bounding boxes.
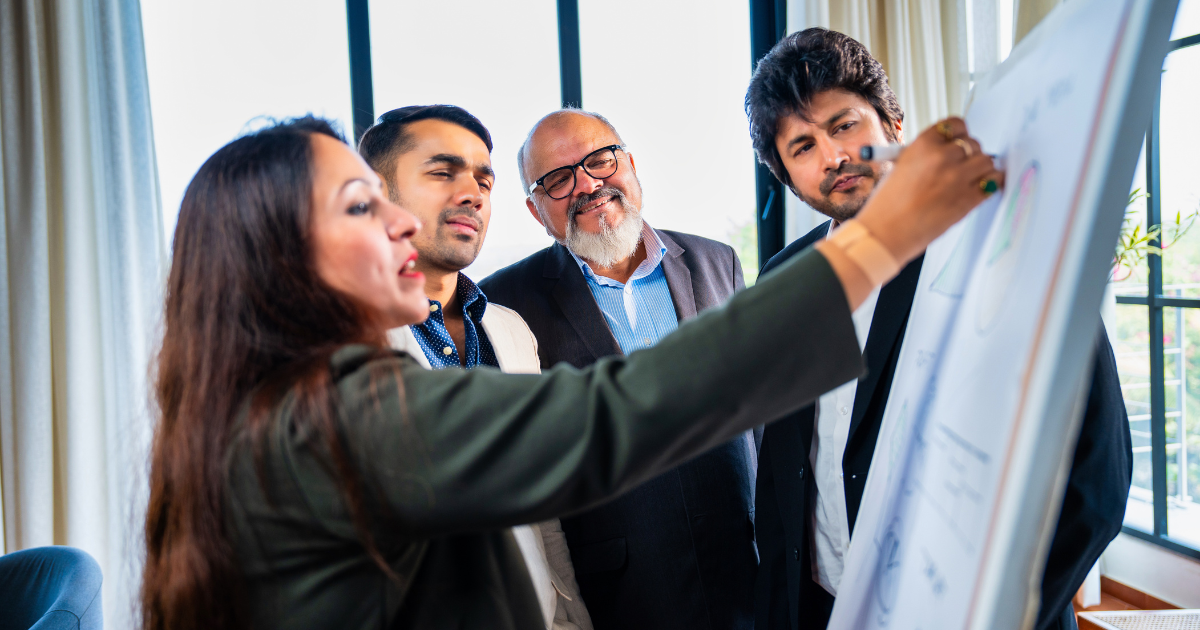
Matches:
[141,116,998,630]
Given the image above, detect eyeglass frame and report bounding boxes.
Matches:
[526,144,627,198]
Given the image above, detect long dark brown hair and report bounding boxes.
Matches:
[142,117,392,630]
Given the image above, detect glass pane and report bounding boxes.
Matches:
[1113,304,1154,532]
[578,1,759,283]
[1110,139,1149,297]
[1171,0,1200,41]
[369,0,561,280]
[1159,46,1200,298]
[141,0,354,246]
[1166,307,1200,547]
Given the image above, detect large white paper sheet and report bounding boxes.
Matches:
[827,0,1176,628]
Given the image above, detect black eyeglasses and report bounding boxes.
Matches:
[528,144,626,199]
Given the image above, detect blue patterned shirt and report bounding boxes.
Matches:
[410,273,499,369]
[569,223,679,354]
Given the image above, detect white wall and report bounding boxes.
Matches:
[1102,533,1200,608]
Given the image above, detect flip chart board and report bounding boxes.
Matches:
[827,1,1177,628]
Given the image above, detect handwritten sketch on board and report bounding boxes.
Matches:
[827,1,1177,628]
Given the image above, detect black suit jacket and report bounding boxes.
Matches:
[481,229,757,630]
[753,221,1132,630]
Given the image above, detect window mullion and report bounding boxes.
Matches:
[1146,88,1169,538]
[346,0,373,142]
[556,0,582,108]
[749,0,787,268]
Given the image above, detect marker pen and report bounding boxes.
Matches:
[861,143,1005,170]
[860,144,903,161]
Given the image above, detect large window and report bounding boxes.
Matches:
[367,0,561,281]
[579,0,759,281]
[144,0,763,282]
[1109,0,1200,557]
[141,0,354,244]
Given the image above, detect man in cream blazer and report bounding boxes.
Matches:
[389,304,540,373]
[359,104,591,630]
[389,312,590,630]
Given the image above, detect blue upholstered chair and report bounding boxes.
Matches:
[0,546,102,630]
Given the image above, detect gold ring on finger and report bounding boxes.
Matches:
[979,178,998,195]
[953,138,974,158]
[936,121,955,141]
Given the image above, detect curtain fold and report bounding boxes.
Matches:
[789,0,1063,130]
[0,0,165,628]
[1014,0,1062,44]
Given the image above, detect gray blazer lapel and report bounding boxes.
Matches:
[657,230,696,322]
[545,244,623,359]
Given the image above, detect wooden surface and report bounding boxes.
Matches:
[1078,609,1200,630]
[1076,577,1183,630]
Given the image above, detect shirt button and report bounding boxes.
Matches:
[430,303,439,312]
[793,547,800,560]
[840,406,849,415]
[442,346,453,356]
[644,337,651,345]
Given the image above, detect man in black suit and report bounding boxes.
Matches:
[481,109,756,630]
[744,29,1132,630]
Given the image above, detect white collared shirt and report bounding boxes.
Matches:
[810,222,881,596]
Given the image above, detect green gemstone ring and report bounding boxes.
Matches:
[979,178,999,194]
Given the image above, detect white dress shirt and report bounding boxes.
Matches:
[809,223,881,597]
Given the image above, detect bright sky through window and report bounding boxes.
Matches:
[579,0,759,279]
[368,0,561,281]
[141,0,354,247]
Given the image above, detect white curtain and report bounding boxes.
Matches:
[1014,0,1062,43]
[786,0,1063,129]
[0,0,165,627]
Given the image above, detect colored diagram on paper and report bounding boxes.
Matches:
[976,162,1040,332]
[930,213,980,298]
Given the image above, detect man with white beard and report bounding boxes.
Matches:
[480,109,758,630]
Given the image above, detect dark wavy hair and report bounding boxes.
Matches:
[142,117,393,630]
[357,104,492,201]
[745,28,904,190]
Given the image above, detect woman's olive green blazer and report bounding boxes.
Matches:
[225,248,863,629]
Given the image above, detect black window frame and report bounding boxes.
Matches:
[342,0,787,266]
[1114,31,1200,560]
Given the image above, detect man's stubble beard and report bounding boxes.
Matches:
[394,185,485,273]
[560,185,644,268]
[797,160,891,223]
[429,211,484,270]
